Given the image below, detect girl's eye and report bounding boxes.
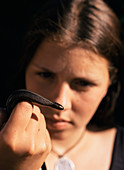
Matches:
[37,71,54,79]
[71,79,94,91]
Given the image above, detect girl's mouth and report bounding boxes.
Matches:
[45,117,72,130]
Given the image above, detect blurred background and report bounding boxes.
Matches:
[0,0,124,123]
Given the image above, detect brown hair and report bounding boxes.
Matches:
[20,0,124,130]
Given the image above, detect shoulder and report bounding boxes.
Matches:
[115,126,124,145]
[109,126,124,169]
[113,126,124,157]
[117,126,124,132]
[116,126,124,138]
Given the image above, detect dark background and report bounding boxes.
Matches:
[0,0,124,122]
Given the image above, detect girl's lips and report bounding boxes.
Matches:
[45,117,72,129]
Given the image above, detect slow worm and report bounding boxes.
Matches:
[6,89,64,115]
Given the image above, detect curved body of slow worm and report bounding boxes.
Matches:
[6,89,64,115]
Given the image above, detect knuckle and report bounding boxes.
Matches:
[39,133,51,154]
[13,101,33,114]
[1,132,16,151]
[26,145,35,156]
[39,141,48,155]
[40,114,46,125]
[32,105,41,114]
[46,142,51,153]
[45,134,51,153]
[17,101,32,110]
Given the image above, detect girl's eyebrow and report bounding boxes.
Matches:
[74,77,97,85]
[32,63,52,72]
[32,63,43,69]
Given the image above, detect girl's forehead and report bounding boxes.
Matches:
[33,39,109,69]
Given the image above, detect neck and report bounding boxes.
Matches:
[50,127,86,156]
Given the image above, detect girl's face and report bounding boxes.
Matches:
[25,40,110,137]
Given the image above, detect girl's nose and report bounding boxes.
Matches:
[52,82,72,110]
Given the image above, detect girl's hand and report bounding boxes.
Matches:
[0,102,51,170]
